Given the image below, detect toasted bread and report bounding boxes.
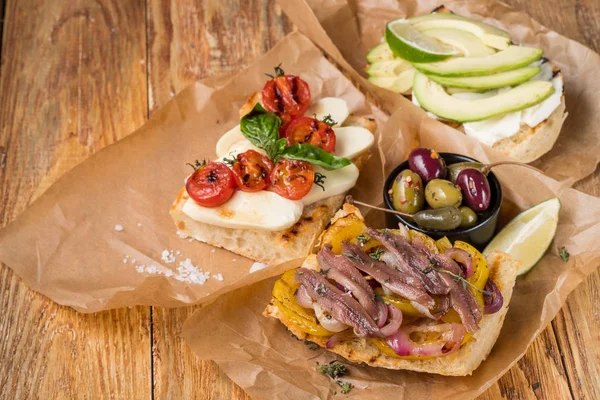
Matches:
[170,95,376,265]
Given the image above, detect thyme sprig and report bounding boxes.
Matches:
[342,252,365,264]
[369,247,384,261]
[431,268,492,296]
[355,234,369,246]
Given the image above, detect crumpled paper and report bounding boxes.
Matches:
[0,32,387,312]
[279,0,600,187]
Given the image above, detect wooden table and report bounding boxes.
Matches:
[0,1,598,399]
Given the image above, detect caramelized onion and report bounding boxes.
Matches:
[483,279,503,314]
[380,305,403,337]
[444,248,473,278]
[314,304,348,332]
[376,300,388,328]
[385,323,465,357]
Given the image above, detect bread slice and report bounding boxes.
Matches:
[170,96,376,265]
[264,248,519,375]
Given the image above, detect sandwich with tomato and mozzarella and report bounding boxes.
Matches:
[264,204,519,375]
[170,66,375,265]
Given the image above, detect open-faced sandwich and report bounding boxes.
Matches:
[264,203,519,375]
[366,6,566,163]
[170,66,375,265]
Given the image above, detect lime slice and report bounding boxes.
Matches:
[483,198,560,275]
[385,19,457,63]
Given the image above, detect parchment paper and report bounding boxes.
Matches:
[279,0,600,186]
[0,32,388,312]
[182,103,600,400]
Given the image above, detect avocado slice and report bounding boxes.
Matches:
[409,13,511,50]
[422,28,496,57]
[412,71,554,122]
[369,69,416,94]
[366,59,413,77]
[366,42,395,62]
[426,66,541,90]
[414,45,543,77]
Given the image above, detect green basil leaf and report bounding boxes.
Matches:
[282,144,351,170]
[240,103,281,159]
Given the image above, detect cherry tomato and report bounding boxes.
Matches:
[285,116,336,153]
[278,112,294,137]
[262,75,311,117]
[231,150,274,192]
[269,158,314,200]
[186,162,236,207]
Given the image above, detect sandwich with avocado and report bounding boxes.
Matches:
[366,6,566,163]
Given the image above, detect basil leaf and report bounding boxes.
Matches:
[282,144,351,170]
[240,103,281,159]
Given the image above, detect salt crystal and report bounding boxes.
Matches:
[161,249,176,264]
[122,258,128,264]
[176,250,182,256]
[131,259,136,264]
[212,273,224,281]
[137,223,142,227]
[165,270,174,277]
[250,262,268,273]
[176,230,188,239]
[232,258,237,262]
[114,224,124,232]
[211,249,216,253]
[140,60,145,65]
[170,91,175,97]
[176,258,210,285]
[136,265,145,273]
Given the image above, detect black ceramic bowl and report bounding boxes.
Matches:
[383,153,502,249]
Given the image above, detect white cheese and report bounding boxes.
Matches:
[182,190,304,231]
[463,110,522,146]
[215,125,246,158]
[216,140,264,162]
[521,75,563,127]
[333,126,374,159]
[302,163,359,206]
[306,97,349,126]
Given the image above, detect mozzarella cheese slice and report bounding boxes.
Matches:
[216,125,246,158]
[182,191,304,231]
[216,140,264,163]
[333,126,374,159]
[302,163,359,206]
[306,97,349,126]
[463,111,522,146]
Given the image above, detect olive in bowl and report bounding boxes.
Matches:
[383,151,502,249]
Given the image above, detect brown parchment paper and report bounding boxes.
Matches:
[0,32,388,312]
[182,101,600,399]
[278,0,600,186]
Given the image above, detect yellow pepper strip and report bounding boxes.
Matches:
[320,213,368,254]
[375,287,424,317]
[435,236,453,253]
[453,241,488,308]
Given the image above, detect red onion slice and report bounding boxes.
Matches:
[295,285,314,308]
[326,329,355,349]
[385,323,465,357]
[483,279,503,314]
[376,300,389,328]
[444,248,473,278]
[380,305,403,337]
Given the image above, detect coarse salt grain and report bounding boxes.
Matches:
[122,258,128,264]
[249,262,268,273]
[211,249,216,253]
[176,258,210,285]
[212,273,224,281]
[176,230,188,239]
[161,249,176,264]
[137,223,142,227]
[115,224,124,231]
[176,250,182,256]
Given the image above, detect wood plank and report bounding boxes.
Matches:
[146,0,291,398]
[0,0,150,398]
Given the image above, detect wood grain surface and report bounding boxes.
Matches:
[0,1,598,399]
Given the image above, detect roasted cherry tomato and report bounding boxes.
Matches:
[186,161,236,207]
[262,75,311,117]
[284,116,336,153]
[278,112,294,137]
[269,158,314,200]
[231,150,274,192]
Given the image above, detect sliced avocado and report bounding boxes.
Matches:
[366,42,395,62]
[414,46,543,77]
[422,28,496,57]
[366,59,412,77]
[409,13,511,50]
[369,69,415,94]
[412,71,554,122]
[445,87,486,94]
[427,66,541,90]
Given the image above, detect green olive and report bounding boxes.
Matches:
[459,206,478,228]
[391,169,424,214]
[447,162,486,183]
[414,207,462,230]
[424,179,463,209]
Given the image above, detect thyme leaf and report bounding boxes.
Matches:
[559,246,570,262]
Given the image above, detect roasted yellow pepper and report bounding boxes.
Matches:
[271,270,334,337]
[320,213,367,254]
